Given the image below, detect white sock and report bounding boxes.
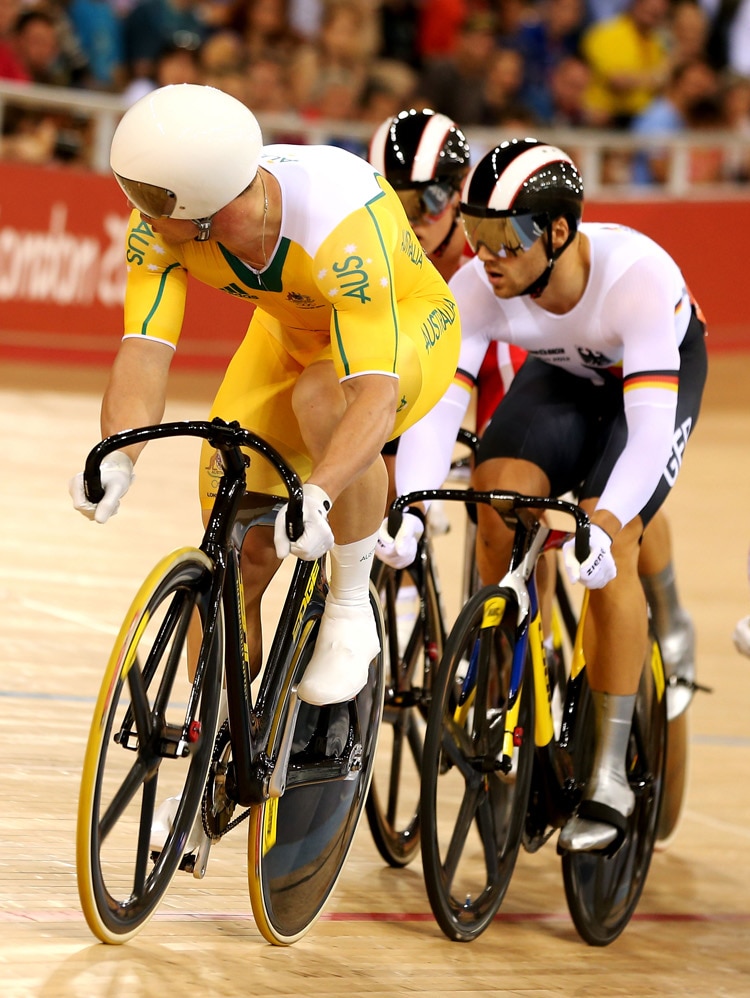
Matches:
[328,530,379,608]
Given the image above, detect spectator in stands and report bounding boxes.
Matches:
[631,57,719,183]
[378,0,421,69]
[9,6,79,86]
[0,7,90,162]
[288,0,379,116]
[245,52,295,112]
[416,0,468,63]
[416,10,500,123]
[706,0,750,77]
[668,0,710,68]
[123,39,201,104]
[197,28,248,101]
[721,73,750,181]
[359,58,417,123]
[226,0,302,65]
[478,46,530,125]
[539,53,607,125]
[68,0,125,90]
[0,0,28,79]
[580,0,671,127]
[289,0,379,115]
[122,0,209,84]
[513,0,589,121]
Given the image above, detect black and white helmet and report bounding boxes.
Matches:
[460,138,583,296]
[461,139,583,236]
[369,108,470,191]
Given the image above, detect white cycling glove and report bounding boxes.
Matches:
[274,483,334,561]
[69,451,134,524]
[376,510,424,570]
[563,523,616,590]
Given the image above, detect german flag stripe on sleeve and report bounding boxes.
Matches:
[454,368,476,392]
[623,371,679,393]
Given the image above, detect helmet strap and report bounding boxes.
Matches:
[520,220,577,299]
[432,212,459,259]
[193,217,213,241]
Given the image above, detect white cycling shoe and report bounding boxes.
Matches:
[297,600,380,706]
[149,795,204,855]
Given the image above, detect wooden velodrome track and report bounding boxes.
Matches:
[2,350,749,998]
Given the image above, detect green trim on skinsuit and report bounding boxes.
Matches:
[218,239,290,292]
[366,198,399,374]
[140,262,182,335]
[332,310,349,376]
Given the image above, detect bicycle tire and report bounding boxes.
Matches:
[248,582,385,944]
[420,585,535,942]
[77,548,222,943]
[656,707,691,846]
[561,637,667,946]
[365,559,443,867]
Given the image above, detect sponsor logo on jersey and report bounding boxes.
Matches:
[220,283,259,300]
[664,417,692,486]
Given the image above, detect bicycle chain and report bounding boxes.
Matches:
[201,719,251,839]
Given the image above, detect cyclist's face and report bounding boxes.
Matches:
[130,204,200,243]
[477,239,548,298]
[397,185,459,257]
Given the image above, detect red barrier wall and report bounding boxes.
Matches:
[0,161,746,369]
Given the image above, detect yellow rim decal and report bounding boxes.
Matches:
[481,596,505,628]
[650,640,666,700]
[262,797,278,855]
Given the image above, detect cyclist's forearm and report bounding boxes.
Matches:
[100,338,172,463]
[307,374,398,502]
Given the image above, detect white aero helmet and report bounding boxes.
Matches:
[110,84,263,240]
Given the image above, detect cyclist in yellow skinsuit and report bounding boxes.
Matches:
[70,83,461,711]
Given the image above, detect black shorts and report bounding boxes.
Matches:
[477,307,708,528]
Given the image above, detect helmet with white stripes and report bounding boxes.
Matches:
[368,108,470,191]
[460,138,584,297]
[460,138,583,232]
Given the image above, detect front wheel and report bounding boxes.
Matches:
[420,586,535,942]
[562,637,667,946]
[76,548,222,944]
[248,582,385,944]
[365,558,443,868]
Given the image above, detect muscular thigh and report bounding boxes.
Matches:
[198,310,328,511]
[477,358,622,498]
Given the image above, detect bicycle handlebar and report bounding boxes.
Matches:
[388,488,591,565]
[83,418,306,541]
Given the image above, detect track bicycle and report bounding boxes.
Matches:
[76,418,385,945]
[365,429,479,867]
[389,488,667,946]
[365,431,578,869]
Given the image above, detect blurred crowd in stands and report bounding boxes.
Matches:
[1,0,749,184]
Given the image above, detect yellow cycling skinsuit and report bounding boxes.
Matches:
[121,144,461,507]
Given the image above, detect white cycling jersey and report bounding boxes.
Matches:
[396,222,696,529]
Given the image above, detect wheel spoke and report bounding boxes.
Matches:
[99,755,150,841]
[133,774,158,895]
[442,780,482,886]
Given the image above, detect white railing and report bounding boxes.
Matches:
[2,79,750,199]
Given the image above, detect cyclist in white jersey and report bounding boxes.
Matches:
[381,138,708,853]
